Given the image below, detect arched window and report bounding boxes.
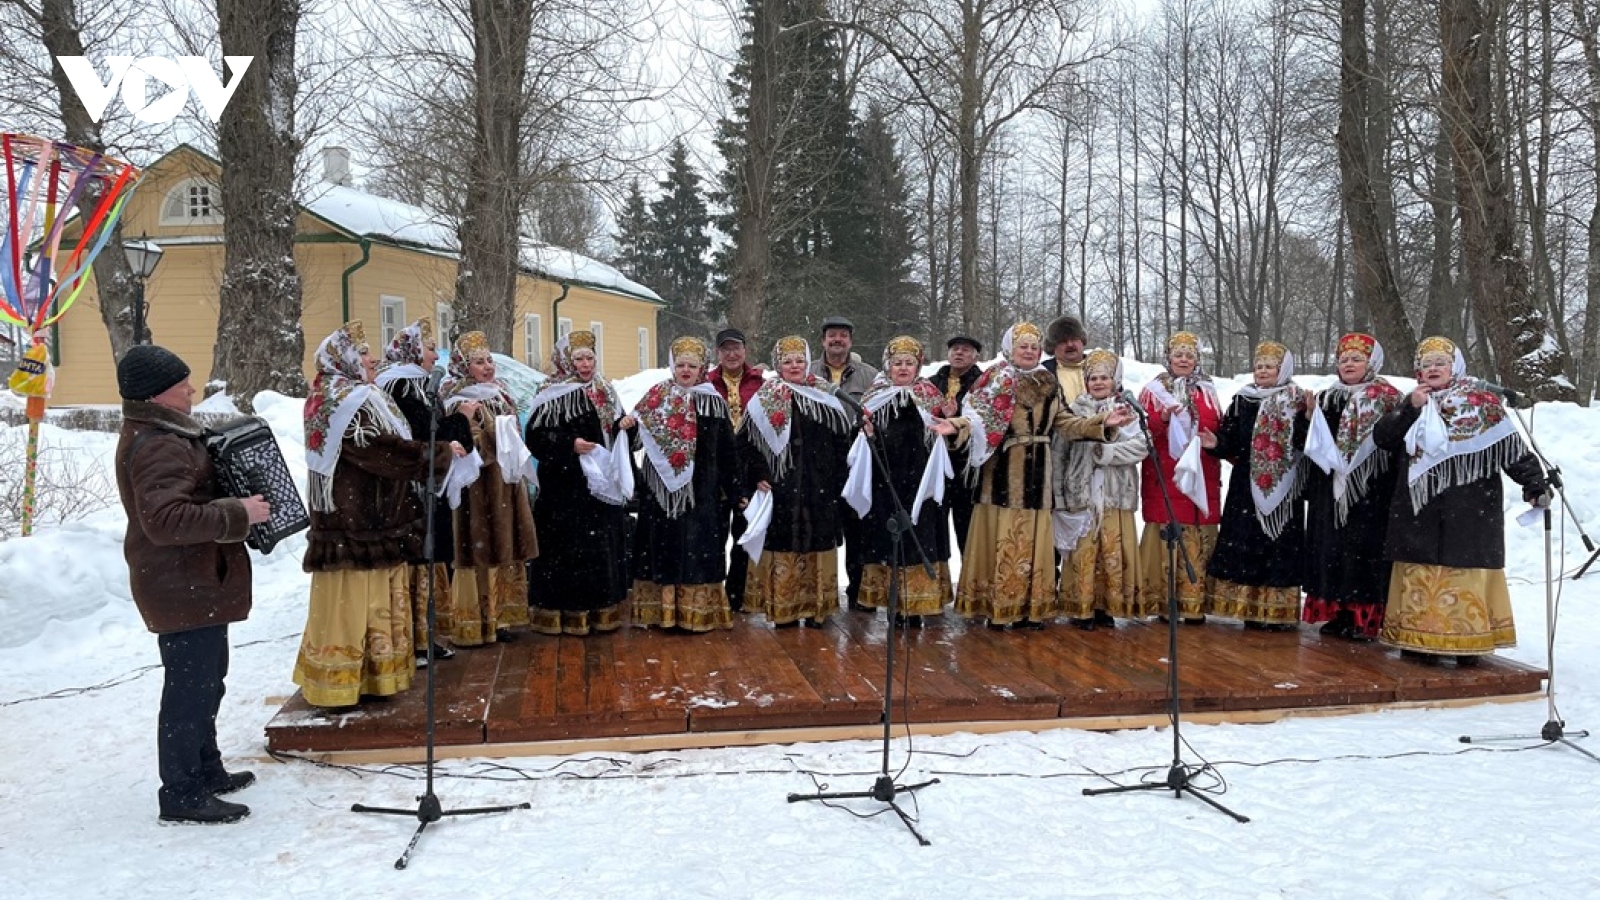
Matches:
[159,178,222,225]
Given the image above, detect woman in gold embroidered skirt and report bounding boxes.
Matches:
[851,336,955,623]
[1203,341,1311,630]
[440,331,541,646]
[1055,349,1147,627]
[740,337,853,627]
[294,321,463,708]
[630,337,747,632]
[1135,331,1224,622]
[938,323,1129,628]
[1373,336,1546,664]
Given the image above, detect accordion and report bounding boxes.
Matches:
[203,415,310,554]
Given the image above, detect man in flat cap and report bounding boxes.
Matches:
[809,316,879,403]
[809,316,878,609]
[933,334,985,553]
[706,327,765,611]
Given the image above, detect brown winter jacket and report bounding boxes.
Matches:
[302,430,457,572]
[115,400,254,634]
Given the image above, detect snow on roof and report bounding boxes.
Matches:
[300,182,662,304]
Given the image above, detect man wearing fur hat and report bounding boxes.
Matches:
[114,345,271,824]
[1042,315,1088,405]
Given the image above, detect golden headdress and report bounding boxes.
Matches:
[1167,331,1200,354]
[455,330,492,361]
[775,335,808,358]
[1010,323,1043,343]
[568,330,597,353]
[1337,332,1376,359]
[1084,348,1119,378]
[670,336,708,365]
[883,335,924,366]
[344,320,368,353]
[1416,336,1456,360]
[1253,340,1288,366]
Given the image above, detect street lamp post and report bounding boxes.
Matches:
[123,236,164,345]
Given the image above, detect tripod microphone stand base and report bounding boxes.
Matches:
[788,775,941,846]
[1459,722,1600,765]
[354,795,533,869]
[1083,763,1250,823]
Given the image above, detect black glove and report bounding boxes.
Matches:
[1524,486,1552,508]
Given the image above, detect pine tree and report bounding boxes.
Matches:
[650,141,713,352]
[714,0,860,347]
[613,178,661,293]
[831,102,919,354]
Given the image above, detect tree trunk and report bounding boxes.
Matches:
[212,0,306,408]
[1336,0,1415,366]
[727,0,776,345]
[1572,0,1600,403]
[1420,126,1460,337]
[37,0,139,362]
[1439,0,1573,400]
[957,3,982,338]
[453,0,532,352]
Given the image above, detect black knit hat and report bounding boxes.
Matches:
[117,344,190,401]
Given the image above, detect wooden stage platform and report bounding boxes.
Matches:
[264,613,1547,760]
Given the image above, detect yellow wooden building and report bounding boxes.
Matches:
[46,144,663,405]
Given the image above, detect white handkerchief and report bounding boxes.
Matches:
[579,444,631,506]
[1174,435,1210,518]
[438,449,483,510]
[738,490,774,563]
[1304,408,1340,475]
[1053,509,1096,553]
[494,414,537,484]
[910,437,953,524]
[841,432,873,519]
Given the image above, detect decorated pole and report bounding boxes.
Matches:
[2,134,140,535]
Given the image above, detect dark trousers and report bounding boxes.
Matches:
[842,499,865,605]
[156,625,229,807]
[949,484,976,555]
[725,506,749,611]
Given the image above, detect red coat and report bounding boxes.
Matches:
[1139,385,1222,525]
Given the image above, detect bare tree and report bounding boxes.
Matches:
[211,0,307,406]
[1335,0,1416,365]
[1574,0,1600,402]
[1438,0,1572,399]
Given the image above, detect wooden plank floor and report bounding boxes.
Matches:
[265,611,1547,755]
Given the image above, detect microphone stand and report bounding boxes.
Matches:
[788,392,940,845]
[1460,393,1597,764]
[1083,393,1249,822]
[353,371,530,868]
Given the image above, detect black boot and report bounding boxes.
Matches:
[204,770,256,796]
[159,794,250,825]
[1093,610,1117,628]
[1069,617,1096,631]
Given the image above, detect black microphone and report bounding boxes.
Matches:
[834,387,867,422]
[1121,389,1147,418]
[424,367,448,421]
[1477,380,1520,405]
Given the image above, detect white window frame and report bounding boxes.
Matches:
[590,321,605,373]
[524,313,543,365]
[557,317,573,340]
[158,178,222,225]
[379,295,406,347]
[637,326,650,370]
[436,301,455,345]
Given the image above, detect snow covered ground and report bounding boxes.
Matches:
[3,370,1599,900]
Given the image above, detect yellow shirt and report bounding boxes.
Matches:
[722,369,745,429]
[1056,363,1085,405]
[828,364,846,385]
